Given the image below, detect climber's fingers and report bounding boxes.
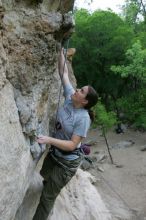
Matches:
[37,135,50,144]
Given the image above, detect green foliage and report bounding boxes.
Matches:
[111,40,146,129]
[111,40,146,81]
[93,102,117,132]
[121,0,146,25]
[70,8,146,130]
[71,9,134,92]
[136,31,146,48]
[117,88,146,130]
[122,0,140,24]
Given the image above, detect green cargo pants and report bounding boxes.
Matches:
[32,152,82,220]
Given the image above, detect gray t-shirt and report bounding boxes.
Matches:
[54,82,91,160]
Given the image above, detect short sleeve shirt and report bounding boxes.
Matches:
[54,82,91,160]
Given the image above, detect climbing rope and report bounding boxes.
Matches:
[53,38,70,135]
[53,3,75,135]
[50,0,75,135]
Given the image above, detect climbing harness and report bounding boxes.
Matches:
[50,152,78,172]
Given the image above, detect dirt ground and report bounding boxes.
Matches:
[85,128,146,220]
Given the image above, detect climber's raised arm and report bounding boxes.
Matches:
[58,48,70,86]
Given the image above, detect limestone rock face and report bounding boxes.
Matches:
[0,1,112,220]
[0,1,76,220]
[1,3,74,137]
[15,169,112,220]
[51,169,112,220]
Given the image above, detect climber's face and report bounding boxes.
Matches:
[72,86,89,107]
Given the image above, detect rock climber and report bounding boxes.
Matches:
[32,48,98,220]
